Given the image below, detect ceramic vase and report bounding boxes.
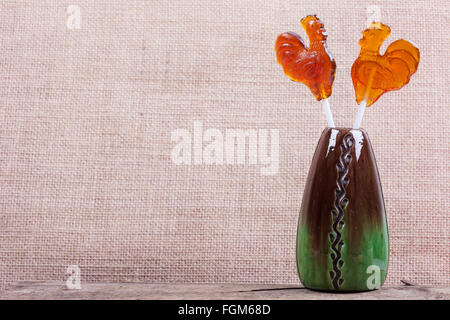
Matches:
[297,127,389,291]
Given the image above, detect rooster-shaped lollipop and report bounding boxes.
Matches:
[351,22,420,128]
[275,15,336,127]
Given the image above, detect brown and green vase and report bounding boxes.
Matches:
[297,127,389,292]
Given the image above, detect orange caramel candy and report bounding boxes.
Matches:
[351,22,420,107]
[275,15,336,101]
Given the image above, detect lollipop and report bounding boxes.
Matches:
[275,15,336,128]
[351,22,420,128]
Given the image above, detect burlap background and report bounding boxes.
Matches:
[0,0,448,291]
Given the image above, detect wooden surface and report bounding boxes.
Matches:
[1,281,449,300]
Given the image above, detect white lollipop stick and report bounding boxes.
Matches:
[321,98,335,128]
[353,68,376,129]
[353,100,367,129]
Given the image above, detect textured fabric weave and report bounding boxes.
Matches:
[0,0,448,290]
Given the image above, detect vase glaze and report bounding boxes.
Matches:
[297,128,389,292]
